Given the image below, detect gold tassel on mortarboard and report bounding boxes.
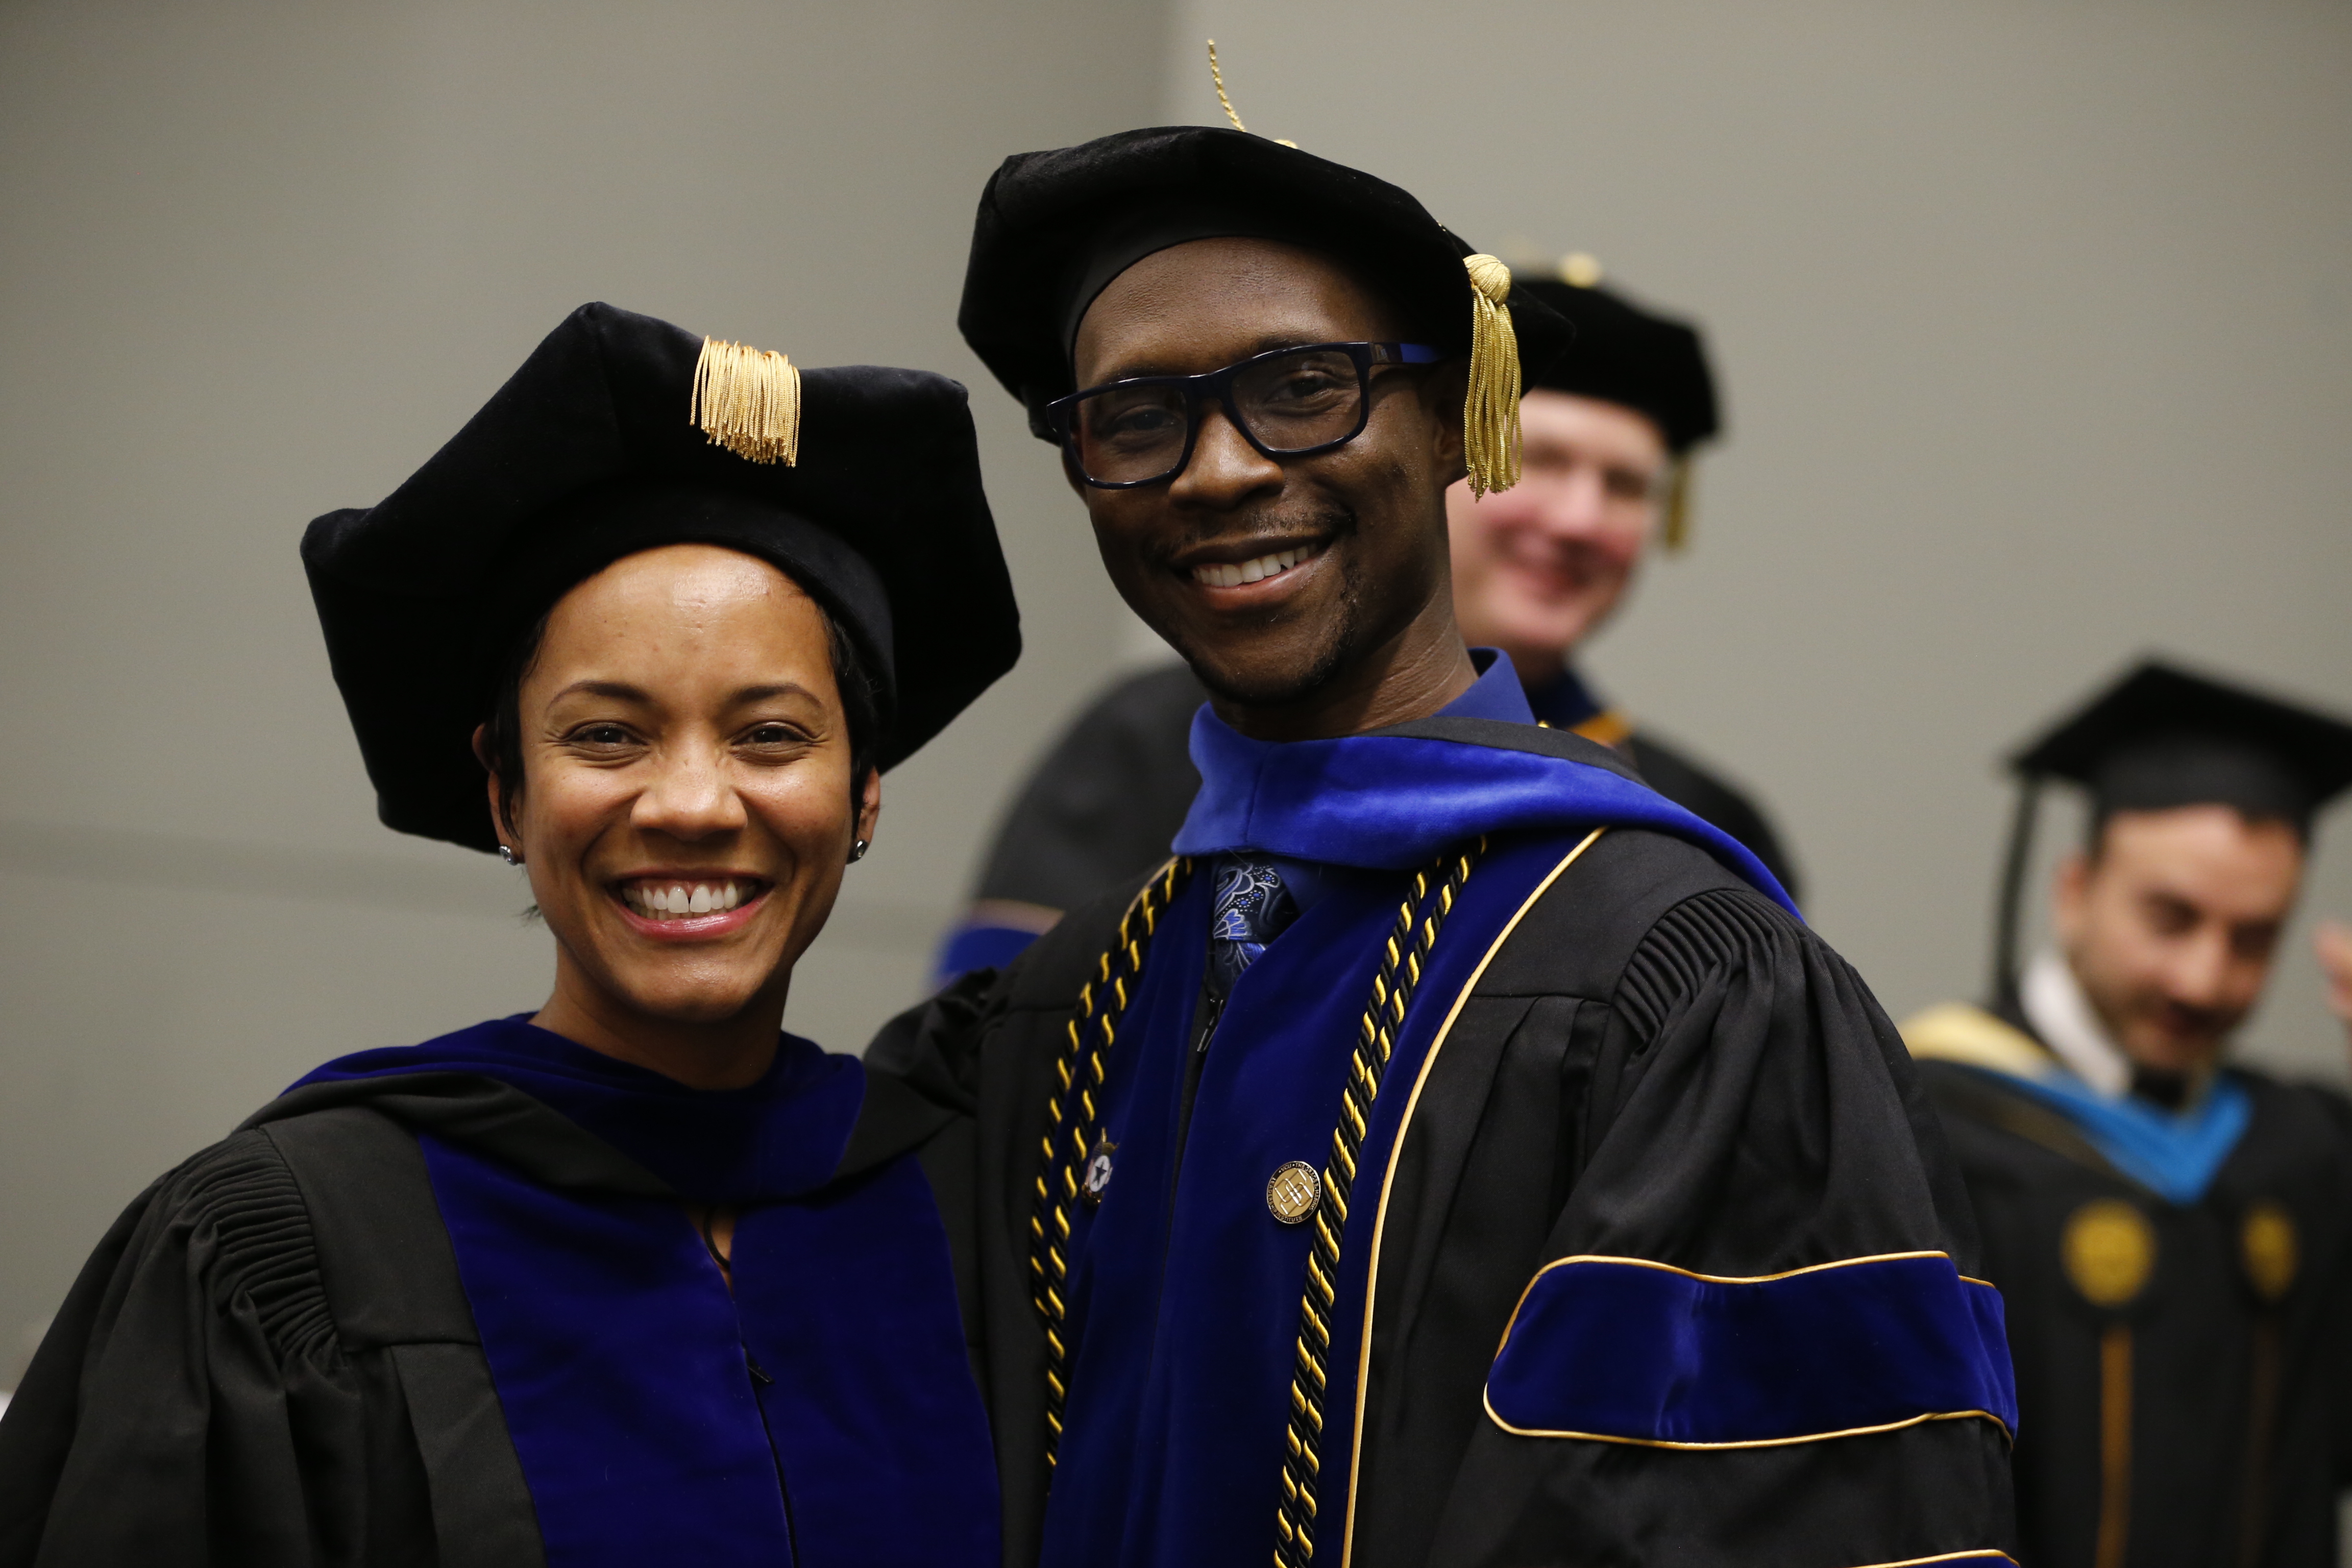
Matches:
[690,336,800,465]
[1462,254,1522,498]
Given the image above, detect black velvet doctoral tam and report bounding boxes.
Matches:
[301,302,1019,852]
[957,125,1574,440]
[1515,275,1720,456]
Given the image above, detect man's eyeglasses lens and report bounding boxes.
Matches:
[1065,346,1389,487]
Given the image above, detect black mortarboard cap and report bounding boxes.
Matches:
[1988,657,2352,1003]
[2013,660,2352,827]
[301,302,1020,853]
[1514,273,1720,456]
[957,125,1573,495]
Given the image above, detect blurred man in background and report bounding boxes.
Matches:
[1904,660,2352,1568]
[938,257,1797,977]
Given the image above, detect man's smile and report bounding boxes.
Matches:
[1181,537,1329,590]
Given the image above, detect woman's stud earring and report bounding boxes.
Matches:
[498,845,522,867]
[849,839,871,864]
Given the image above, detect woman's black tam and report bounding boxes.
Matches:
[301,302,1019,852]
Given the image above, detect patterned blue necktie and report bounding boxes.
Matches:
[1206,854,1298,1003]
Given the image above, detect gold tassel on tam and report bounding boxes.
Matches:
[690,336,801,465]
[1662,460,1693,552]
[1461,254,1522,497]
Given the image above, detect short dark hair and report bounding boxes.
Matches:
[478,593,880,844]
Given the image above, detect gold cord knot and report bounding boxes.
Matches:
[690,336,801,466]
[1460,255,1522,498]
[1207,40,1294,145]
[1207,39,1247,133]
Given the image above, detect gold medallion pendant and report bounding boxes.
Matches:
[2062,1198,2157,1308]
[1265,1160,1321,1225]
[2240,1199,2298,1303]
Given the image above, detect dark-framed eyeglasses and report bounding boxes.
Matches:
[1045,341,1442,489]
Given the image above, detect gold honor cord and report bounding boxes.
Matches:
[1273,843,1482,1566]
[1030,857,1195,1468]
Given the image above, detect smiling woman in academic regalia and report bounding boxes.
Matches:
[0,303,1019,1568]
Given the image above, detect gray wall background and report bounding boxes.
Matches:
[2,0,2347,1366]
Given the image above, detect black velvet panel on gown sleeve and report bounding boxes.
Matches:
[1405,877,2010,1568]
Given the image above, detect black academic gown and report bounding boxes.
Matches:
[1913,1010,2352,1568]
[0,1063,964,1567]
[971,663,1802,918]
[879,732,2010,1567]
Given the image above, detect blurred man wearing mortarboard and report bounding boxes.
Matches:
[868,103,2012,1568]
[1904,660,2352,1568]
[939,254,1799,977]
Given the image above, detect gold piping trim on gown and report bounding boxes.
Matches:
[1335,827,1605,1568]
[1498,1247,1989,1297]
[1480,1396,2014,1450]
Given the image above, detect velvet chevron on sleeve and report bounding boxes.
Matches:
[1383,856,2011,1568]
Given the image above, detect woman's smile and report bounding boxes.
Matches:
[612,874,774,937]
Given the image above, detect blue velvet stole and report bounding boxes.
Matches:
[295,1017,997,1568]
[1038,832,1583,1568]
[1172,662,1795,914]
[1485,1254,2018,1446]
[927,650,1575,985]
[1983,1061,2255,1206]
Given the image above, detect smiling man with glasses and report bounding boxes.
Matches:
[936,265,1797,987]
[876,124,2016,1568]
